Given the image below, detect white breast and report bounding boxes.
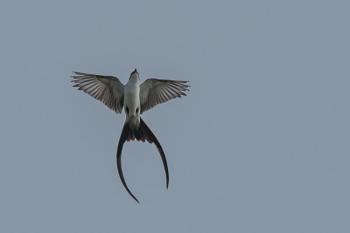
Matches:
[124,79,141,127]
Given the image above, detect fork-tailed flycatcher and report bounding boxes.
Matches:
[72,69,189,203]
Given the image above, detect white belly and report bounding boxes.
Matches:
[124,82,140,128]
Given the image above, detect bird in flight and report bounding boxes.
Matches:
[71,69,190,203]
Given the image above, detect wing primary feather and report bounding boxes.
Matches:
[71,71,125,113]
[140,79,190,113]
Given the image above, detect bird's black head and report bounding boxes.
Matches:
[129,68,139,80]
[131,69,138,75]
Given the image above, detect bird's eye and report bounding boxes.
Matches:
[125,107,129,114]
[136,108,139,113]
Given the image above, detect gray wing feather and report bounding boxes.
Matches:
[140,79,190,113]
[71,71,125,113]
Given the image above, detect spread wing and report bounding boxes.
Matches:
[71,71,125,113]
[139,79,190,113]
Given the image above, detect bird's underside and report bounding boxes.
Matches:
[71,69,189,203]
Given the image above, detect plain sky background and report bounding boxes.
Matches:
[1,0,349,232]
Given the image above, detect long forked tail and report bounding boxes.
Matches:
[116,118,169,203]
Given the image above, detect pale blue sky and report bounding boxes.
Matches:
[1,0,350,232]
